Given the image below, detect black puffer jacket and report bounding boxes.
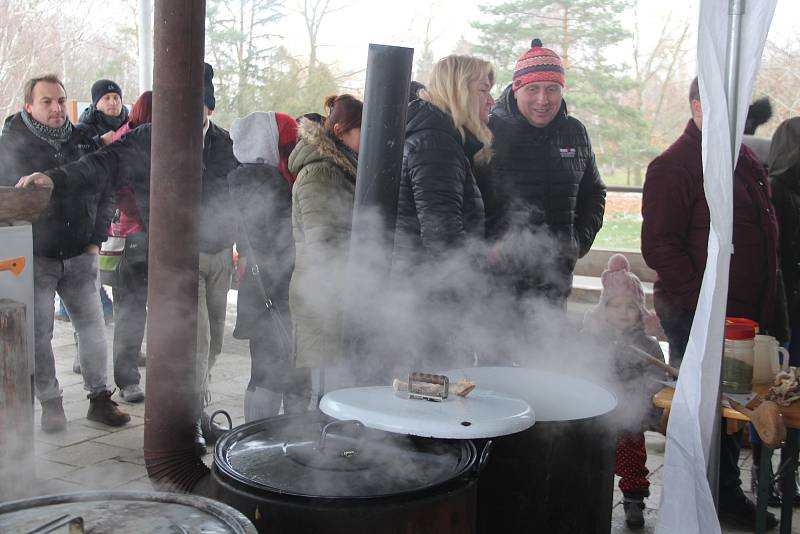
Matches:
[0,113,111,259]
[482,85,606,299]
[228,164,294,339]
[76,105,129,143]
[393,100,485,270]
[44,122,239,254]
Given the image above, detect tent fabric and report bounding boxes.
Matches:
[655,2,777,533]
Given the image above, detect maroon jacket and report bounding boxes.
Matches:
[642,119,779,330]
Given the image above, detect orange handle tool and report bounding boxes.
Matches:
[0,256,25,275]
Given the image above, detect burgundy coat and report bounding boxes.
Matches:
[641,120,779,330]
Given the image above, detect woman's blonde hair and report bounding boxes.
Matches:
[421,55,494,163]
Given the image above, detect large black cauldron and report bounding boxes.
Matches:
[211,411,486,534]
[448,367,618,534]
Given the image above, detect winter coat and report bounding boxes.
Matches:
[581,312,666,432]
[200,122,239,253]
[229,163,294,340]
[43,122,239,254]
[287,119,357,368]
[393,99,486,272]
[642,119,780,334]
[76,105,129,143]
[0,112,111,259]
[483,84,606,301]
[108,122,144,237]
[769,117,800,326]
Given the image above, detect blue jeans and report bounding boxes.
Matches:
[34,253,109,401]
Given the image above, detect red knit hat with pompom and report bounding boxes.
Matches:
[512,38,565,92]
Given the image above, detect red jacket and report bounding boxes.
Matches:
[642,120,779,329]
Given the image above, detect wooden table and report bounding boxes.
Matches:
[653,384,799,534]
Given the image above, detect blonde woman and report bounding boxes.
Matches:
[392,55,494,369]
[394,54,494,266]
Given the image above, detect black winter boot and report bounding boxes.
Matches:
[87,390,131,427]
[40,397,67,433]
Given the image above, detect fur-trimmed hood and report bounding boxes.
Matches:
[288,119,357,179]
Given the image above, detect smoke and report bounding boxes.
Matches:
[289,203,664,435]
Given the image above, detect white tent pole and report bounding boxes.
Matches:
[725,0,745,159]
[138,0,153,93]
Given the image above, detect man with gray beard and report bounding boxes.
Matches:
[0,74,130,432]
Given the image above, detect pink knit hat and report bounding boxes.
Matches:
[596,254,662,336]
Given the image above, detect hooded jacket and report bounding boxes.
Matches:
[44,121,239,254]
[483,84,606,300]
[287,119,357,368]
[769,117,800,324]
[0,112,111,259]
[393,99,485,271]
[229,112,295,340]
[642,119,780,333]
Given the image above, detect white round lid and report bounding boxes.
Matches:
[319,386,535,439]
[444,367,617,422]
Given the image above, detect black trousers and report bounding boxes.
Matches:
[112,273,146,388]
[661,308,742,493]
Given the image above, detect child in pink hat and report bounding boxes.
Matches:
[582,253,666,529]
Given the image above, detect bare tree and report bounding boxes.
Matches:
[295,0,342,71]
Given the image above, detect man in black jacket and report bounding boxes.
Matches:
[76,79,129,145]
[0,74,130,432]
[483,39,606,307]
[16,64,239,453]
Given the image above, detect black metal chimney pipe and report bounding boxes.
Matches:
[144,0,210,492]
[341,44,413,385]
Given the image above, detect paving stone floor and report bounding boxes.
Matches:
[4,291,799,532]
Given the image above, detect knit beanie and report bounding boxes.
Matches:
[512,39,565,92]
[594,254,663,336]
[203,62,216,111]
[91,79,122,106]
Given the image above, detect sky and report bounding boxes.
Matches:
[80,0,799,87]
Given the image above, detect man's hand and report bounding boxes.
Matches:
[85,244,100,255]
[16,172,54,189]
[100,131,114,146]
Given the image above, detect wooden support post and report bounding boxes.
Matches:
[0,298,34,500]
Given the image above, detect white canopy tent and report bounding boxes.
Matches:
[656,1,777,533]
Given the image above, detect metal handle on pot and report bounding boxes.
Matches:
[319,419,365,452]
[475,440,493,475]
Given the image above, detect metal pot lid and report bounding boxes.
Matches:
[0,491,256,533]
[444,367,618,422]
[214,412,476,499]
[319,385,534,438]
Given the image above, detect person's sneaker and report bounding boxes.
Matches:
[87,390,131,427]
[40,397,67,433]
[119,384,145,403]
[622,496,645,529]
[719,486,778,530]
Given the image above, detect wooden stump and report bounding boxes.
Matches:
[0,299,34,500]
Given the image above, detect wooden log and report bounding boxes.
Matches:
[0,298,34,500]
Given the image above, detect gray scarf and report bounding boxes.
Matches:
[21,110,73,151]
